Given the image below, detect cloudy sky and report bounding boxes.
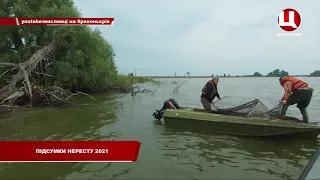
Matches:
[73,0,320,76]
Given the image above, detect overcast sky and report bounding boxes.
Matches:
[73,0,320,76]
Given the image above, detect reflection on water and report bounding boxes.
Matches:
[157,125,319,179]
[0,93,122,179]
[0,77,319,179]
[304,149,320,180]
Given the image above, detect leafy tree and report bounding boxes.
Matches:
[0,0,146,91]
[267,72,273,77]
[280,70,289,76]
[266,69,289,77]
[273,69,280,76]
[253,72,262,76]
[310,70,320,77]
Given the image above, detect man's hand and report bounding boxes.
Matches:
[281,99,287,104]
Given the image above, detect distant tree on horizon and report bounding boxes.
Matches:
[253,72,262,77]
[267,69,289,77]
[310,70,320,77]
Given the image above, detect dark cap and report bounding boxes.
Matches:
[212,77,219,81]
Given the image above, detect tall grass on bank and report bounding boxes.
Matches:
[111,75,156,89]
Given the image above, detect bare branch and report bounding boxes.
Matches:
[172,78,191,93]
[0,65,19,78]
[0,62,19,68]
[0,105,29,109]
[21,65,32,101]
[0,40,57,101]
[32,70,57,77]
[65,91,100,102]
[21,45,45,49]
[0,91,25,104]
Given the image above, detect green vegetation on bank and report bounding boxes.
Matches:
[113,75,156,89]
[0,0,153,93]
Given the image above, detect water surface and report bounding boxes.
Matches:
[0,77,319,179]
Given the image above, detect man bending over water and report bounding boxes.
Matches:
[200,77,221,112]
[279,76,313,123]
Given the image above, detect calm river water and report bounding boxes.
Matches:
[0,77,319,179]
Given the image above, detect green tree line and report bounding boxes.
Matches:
[251,69,320,77]
[0,0,151,92]
[253,69,289,77]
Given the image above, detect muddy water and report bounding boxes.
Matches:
[0,77,319,179]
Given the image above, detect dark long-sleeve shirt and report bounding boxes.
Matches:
[201,81,220,102]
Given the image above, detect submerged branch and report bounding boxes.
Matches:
[0,40,154,114]
[173,78,191,93]
[65,91,100,102]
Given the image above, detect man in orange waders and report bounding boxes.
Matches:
[200,77,221,112]
[279,76,314,123]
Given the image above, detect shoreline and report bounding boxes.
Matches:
[138,75,315,79]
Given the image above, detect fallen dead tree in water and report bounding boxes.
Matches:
[0,84,101,113]
[0,42,155,114]
[0,40,57,101]
[0,40,100,113]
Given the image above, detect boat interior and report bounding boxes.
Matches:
[179,107,304,122]
[180,107,248,116]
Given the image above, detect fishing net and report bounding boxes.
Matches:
[212,96,283,120]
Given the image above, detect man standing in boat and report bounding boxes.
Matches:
[200,77,221,112]
[279,76,313,123]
